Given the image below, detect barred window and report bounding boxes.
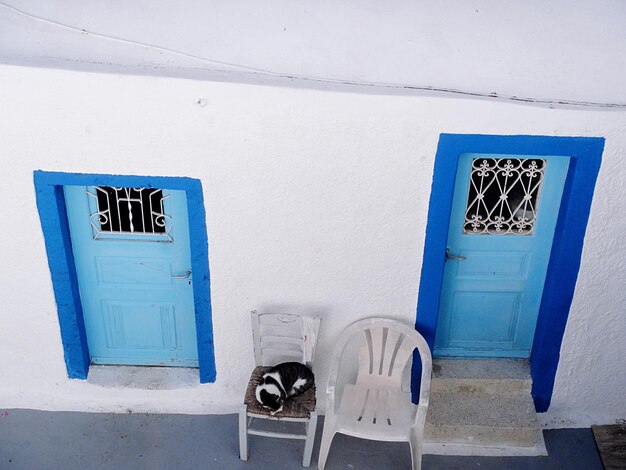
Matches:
[464,158,546,235]
[87,186,173,241]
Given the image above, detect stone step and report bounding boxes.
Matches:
[425,390,542,449]
[431,358,532,394]
[424,359,545,455]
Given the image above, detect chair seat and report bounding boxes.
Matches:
[335,384,416,441]
[244,366,317,419]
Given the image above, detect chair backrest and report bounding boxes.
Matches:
[251,310,321,369]
[328,317,432,406]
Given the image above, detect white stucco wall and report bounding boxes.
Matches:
[0,64,625,427]
[1,0,625,107]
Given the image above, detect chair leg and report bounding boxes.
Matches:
[239,404,249,461]
[302,411,318,467]
[317,416,336,470]
[409,435,422,470]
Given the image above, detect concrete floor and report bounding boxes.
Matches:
[0,409,603,470]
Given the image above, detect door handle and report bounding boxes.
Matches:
[445,248,466,261]
[172,269,192,279]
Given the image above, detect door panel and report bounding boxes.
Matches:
[64,185,198,367]
[448,292,520,343]
[96,257,174,285]
[434,154,569,358]
[455,251,530,279]
[102,301,177,350]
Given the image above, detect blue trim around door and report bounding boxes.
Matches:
[414,134,604,412]
[34,171,216,383]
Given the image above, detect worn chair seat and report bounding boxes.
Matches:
[244,366,317,419]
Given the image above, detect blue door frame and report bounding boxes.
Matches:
[34,171,216,383]
[414,134,604,411]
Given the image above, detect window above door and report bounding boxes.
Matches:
[88,186,174,242]
[464,157,546,235]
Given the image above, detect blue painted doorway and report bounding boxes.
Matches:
[35,171,216,382]
[434,154,569,357]
[64,185,199,367]
[414,135,604,411]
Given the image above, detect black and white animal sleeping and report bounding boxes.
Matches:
[255,362,314,414]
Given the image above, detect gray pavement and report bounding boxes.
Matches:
[0,409,603,469]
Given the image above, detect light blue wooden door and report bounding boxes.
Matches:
[434,154,570,358]
[64,185,199,367]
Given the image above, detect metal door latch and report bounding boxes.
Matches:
[172,269,192,279]
[445,248,467,261]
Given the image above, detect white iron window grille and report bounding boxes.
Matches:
[464,158,546,235]
[86,186,173,242]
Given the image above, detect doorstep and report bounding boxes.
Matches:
[423,358,547,456]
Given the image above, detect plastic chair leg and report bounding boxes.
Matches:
[409,436,422,470]
[317,416,336,470]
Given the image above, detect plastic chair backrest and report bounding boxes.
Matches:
[329,317,431,407]
[251,310,321,369]
[355,325,420,389]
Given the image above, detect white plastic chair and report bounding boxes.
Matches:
[239,310,321,467]
[317,317,432,470]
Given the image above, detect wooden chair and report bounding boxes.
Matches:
[317,317,432,470]
[239,310,322,467]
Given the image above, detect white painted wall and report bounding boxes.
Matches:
[1,0,625,107]
[0,64,625,428]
